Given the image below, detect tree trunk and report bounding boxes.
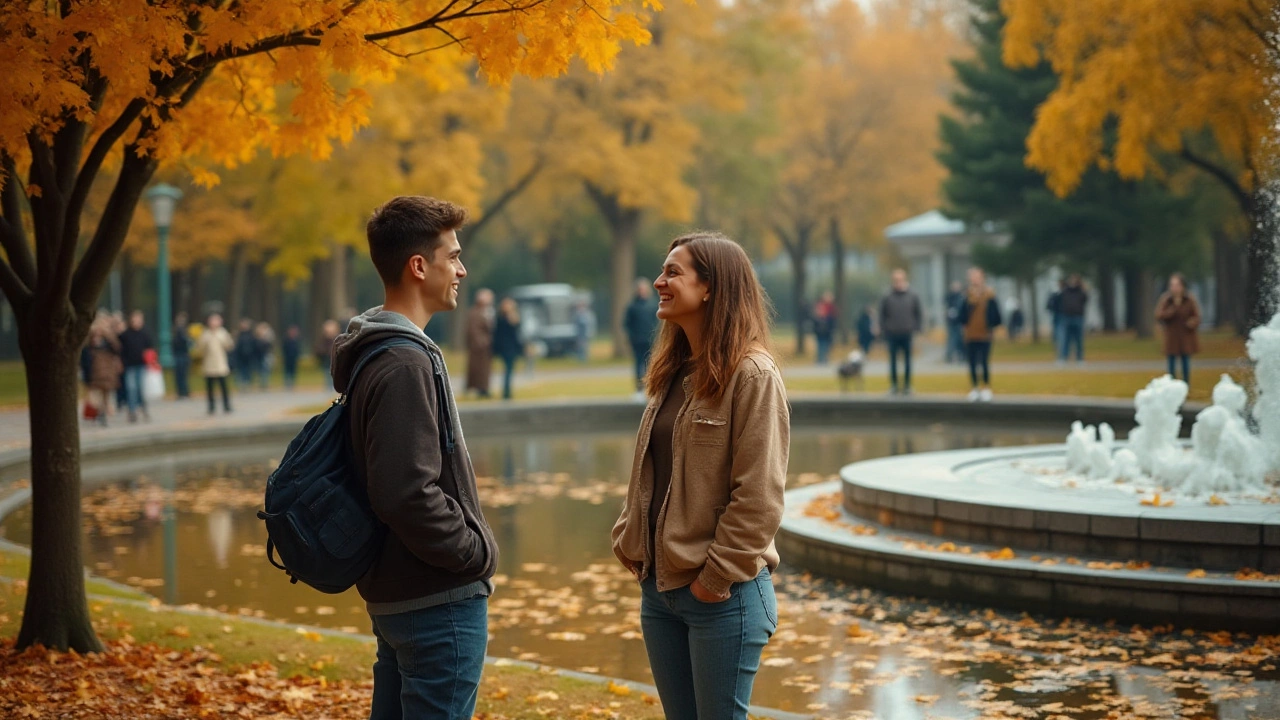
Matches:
[789,234,810,358]
[609,213,641,359]
[1213,228,1248,334]
[186,263,205,320]
[120,253,136,313]
[263,272,282,333]
[540,236,562,283]
[226,243,248,325]
[245,263,265,322]
[307,258,330,343]
[830,218,848,346]
[329,243,350,321]
[1027,277,1041,343]
[15,311,102,653]
[1132,270,1156,339]
[1122,265,1139,331]
[1246,186,1277,329]
[1096,264,1118,331]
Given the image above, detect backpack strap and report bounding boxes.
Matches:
[339,338,428,406]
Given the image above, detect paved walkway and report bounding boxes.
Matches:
[0,342,1244,451]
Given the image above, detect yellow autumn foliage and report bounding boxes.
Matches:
[1001,0,1274,197]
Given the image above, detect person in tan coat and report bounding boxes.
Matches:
[612,232,788,720]
[1156,272,1201,386]
[195,313,235,414]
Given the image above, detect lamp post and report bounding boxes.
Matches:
[144,183,183,368]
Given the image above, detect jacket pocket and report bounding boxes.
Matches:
[689,411,728,446]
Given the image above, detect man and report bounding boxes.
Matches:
[118,310,154,422]
[281,325,302,390]
[233,318,258,387]
[1046,278,1065,356]
[331,196,497,720]
[172,312,192,399]
[623,278,658,397]
[1058,274,1088,363]
[944,281,965,363]
[572,298,595,363]
[812,291,836,365]
[879,269,922,395]
[465,288,494,398]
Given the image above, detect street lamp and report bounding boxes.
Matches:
[144,183,183,368]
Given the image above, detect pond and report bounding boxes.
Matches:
[4,425,1278,719]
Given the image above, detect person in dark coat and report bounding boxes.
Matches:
[233,319,258,387]
[493,297,524,400]
[623,279,658,395]
[118,310,154,422]
[811,292,836,365]
[879,269,922,395]
[172,312,192,399]
[856,304,876,356]
[1156,272,1201,386]
[314,319,340,393]
[282,325,302,390]
[1058,274,1089,363]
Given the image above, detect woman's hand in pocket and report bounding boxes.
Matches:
[690,577,730,603]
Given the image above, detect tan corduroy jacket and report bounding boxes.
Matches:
[611,352,790,596]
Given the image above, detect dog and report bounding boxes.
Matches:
[837,350,864,393]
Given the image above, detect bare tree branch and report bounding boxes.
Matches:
[468,157,546,239]
[0,156,36,288]
[0,255,31,308]
[67,99,147,238]
[1179,147,1253,215]
[26,136,67,291]
[70,148,157,311]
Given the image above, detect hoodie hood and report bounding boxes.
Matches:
[331,306,441,395]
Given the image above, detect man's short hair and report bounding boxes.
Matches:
[366,196,469,286]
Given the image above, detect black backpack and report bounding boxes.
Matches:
[258,337,447,593]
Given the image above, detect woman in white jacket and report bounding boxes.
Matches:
[195,313,235,414]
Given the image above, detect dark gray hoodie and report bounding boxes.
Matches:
[332,307,497,613]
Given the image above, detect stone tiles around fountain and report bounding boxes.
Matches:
[778,446,1280,631]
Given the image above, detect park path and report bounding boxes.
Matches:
[0,340,1244,451]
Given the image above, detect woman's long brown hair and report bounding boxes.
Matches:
[644,232,775,401]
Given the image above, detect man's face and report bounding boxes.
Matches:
[637,283,651,300]
[130,313,144,330]
[892,271,908,291]
[422,230,466,313]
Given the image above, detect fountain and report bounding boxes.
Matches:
[779,313,1280,630]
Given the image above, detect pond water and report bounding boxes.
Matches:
[4,425,1278,719]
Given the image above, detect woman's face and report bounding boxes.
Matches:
[1170,276,1185,294]
[655,246,709,326]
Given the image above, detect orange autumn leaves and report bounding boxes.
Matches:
[0,0,654,186]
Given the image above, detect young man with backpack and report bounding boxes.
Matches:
[331,196,498,719]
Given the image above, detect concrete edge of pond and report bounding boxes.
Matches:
[0,539,815,720]
[779,482,1280,632]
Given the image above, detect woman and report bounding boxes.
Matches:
[612,232,788,720]
[195,313,235,414]
[958,266,1002,402]
[856,303,876,357]
[492,297,524,401]
[86,315,122,426]
[1156,273,1201,385]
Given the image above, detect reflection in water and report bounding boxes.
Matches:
[2,426,1276,719]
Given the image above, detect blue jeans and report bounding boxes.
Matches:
[945,322,964,363]
[885,333,913,391]
[967,341,991,387]
[369,596,488,720]
[815,336,832,365]
[123,365,147,414]
[173,356,191,398]
[501,355,517,400]
[640,569,777,720]
[1060,316,1084,361]
[1168,354,1191,385]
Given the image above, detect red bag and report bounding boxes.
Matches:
[83,402,99,420]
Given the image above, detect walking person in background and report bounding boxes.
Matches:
[856,303,876,357]
[812,292,836,365]
[281,325,302,390]
[959,267,1002,402]
[466,288,495,398]
[944,281,965,363]
[86,314,122,426]
[118,310,154,422]
[1156,273,1201,386]
[1046,279,1065,357]
[493,297,524,401]
[1058,274,1088,364]
[111,311,128,411]
[172,312,192,399]
[573,298,595,363]
[613,232,787,720]
[1007,300,1025,342]
[624,278,659,398]
[233,318,257,388]
[314,319,340,393]
[195,313,234,414]
[255,322,276,389]
[879,269,922,396]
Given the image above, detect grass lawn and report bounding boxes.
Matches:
[0,547,663,718]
